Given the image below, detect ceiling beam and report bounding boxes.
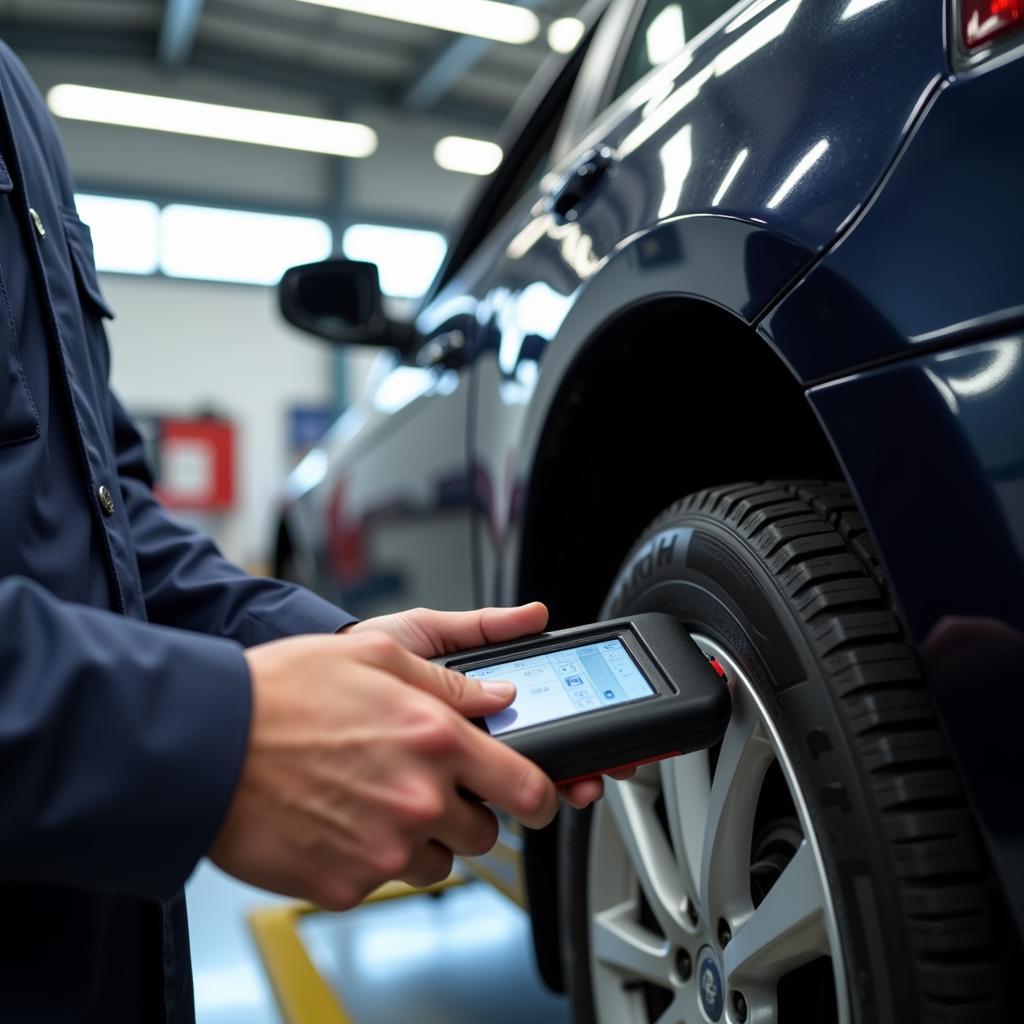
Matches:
[191,42,505,127]
[158,0,207,67]
[402,0,543,111]
[403,36,491,110]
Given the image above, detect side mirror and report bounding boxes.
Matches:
[278,259,414,350]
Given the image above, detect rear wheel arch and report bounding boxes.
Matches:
[516,297,843,626]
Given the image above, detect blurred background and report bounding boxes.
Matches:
[0,0,587,571]
[0,2,589,1022]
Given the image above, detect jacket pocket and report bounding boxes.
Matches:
[0,157,40,447]
[62,211,115,321]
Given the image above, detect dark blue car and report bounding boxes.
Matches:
[274,1,1023,1020]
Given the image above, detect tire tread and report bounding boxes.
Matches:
[634,480,1007,1020]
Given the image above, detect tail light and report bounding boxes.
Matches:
[960,0,1023,50]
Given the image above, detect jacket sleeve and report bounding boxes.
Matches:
[112,395,356,645]
[0,575,253,898]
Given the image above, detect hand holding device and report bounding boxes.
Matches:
[433,614,731,783]
[210,629,559,909]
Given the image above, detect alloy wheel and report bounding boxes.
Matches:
[586,635,848,1024]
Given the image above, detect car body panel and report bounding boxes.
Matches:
[457,0,944,615]
[807,336,1024,940]
[762,50,1024,382]
[283,350,475,618]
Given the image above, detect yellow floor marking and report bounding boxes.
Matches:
[462,839,526,907]
[247,876,468,1024]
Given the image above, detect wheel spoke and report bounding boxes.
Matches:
[605,779,689,940]
[659,751,709,904]
[699,685,774,926]
[591,903,673,986]
[723,839,829,985]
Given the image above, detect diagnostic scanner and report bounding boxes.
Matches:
[435,613,731,783]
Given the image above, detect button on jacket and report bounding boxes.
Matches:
[0,42,356,1022]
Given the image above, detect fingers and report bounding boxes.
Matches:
[419,602,549,655]
[400,841,455,889]
[560,777,605,808]
[349,630,517,716]
[456,729,558,829]
[351,603,549,658]
[432,793,500,857]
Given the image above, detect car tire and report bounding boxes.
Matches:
[559,482,1008,1024]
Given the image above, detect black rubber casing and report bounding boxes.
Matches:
[434,613,731,781]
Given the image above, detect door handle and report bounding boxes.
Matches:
[546,145,616,223]
[417,329,466,368]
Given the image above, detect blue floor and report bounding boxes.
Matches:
[186,862,571,1024]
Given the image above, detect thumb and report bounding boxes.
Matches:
[450,675,518,718]
[364,635,519,718]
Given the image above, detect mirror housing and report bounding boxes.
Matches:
[278,259,415,351]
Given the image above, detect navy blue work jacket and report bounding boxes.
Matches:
[0,42,355,1022]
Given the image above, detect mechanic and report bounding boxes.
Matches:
[0,41,613,1023]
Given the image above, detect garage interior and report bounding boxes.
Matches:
[0,1,587,1021]
[3,0,1022,1021]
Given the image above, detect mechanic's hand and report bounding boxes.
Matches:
[344,603,636,808]
[209,631,559,910]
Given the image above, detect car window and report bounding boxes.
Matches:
[610,0,739,103]
[430,17,599,298]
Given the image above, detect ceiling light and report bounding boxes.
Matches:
[434,136,503,175]
[48,85,377,158]
[290,0,540,45]
[547,17,585,53]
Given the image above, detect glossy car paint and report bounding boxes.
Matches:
[762,48,1024,381]
[279,0,1023,940]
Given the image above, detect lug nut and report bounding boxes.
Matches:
[675,948,692,982]
[717,918,732,947]
[732,990,748,1022]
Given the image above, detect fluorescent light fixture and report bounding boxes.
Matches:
[74,193,160,275]
[290,0,539,44]
[646,4,686,66]
[434,135,503,175]
[161,205,332,286]
[48,84,377,158]
[766,139,829,209]
[547,17,585,53]
[342,223,447,299]
[711,147,749,206]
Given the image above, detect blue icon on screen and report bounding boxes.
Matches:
[565,675,584,687]
[603,689,616,700]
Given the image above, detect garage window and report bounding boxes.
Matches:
[161,205,332,287]
[75,193,336,287]
[342,224,447,300]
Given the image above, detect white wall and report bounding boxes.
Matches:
[101,273,336,569]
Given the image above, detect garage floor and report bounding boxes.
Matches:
[187,862,571,1024]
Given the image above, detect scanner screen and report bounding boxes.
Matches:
[468,638,656,736]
